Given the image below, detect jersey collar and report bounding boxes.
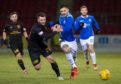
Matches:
[81,15,89,18]
[60,12,70,18]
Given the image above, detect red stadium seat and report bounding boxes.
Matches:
[73,0,121,35]
[0,0,57,34]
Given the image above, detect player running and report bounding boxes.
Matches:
[56,5,79,80]
[28,12,64,80]
[74,5,100,70]
[2,12,29,74]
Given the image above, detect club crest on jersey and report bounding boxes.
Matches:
[63,20,66,24]
[17,25,20,29]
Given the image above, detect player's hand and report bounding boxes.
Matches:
[2,39,10,48]
[80,22,84,27]
[3,39,7,45]
[79,22,84,30]
[51,24,63,32]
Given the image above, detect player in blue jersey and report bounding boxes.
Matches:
[55,5,79,79]
[74,5,100,70]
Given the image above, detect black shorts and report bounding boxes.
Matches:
[28,42,52,66]
[10,42,23,56]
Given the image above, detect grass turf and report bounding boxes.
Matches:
[0,51,121,84]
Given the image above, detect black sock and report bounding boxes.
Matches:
[51,62,60,77]
[18,60,25,70]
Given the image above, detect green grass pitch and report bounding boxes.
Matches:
[0,51,121,84]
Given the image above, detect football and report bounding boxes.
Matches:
[99,69,110,80]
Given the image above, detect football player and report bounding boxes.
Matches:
[74,5,100,70]
[28,12,64,80]
[53,5,79,80]
[2,12,29,74]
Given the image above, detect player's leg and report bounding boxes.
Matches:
[19,42,24,56]
[69,40,79,78]
[32,57,41,71]
[46,55,64,80]
[61,42,77,69]
[30,52,41,71]
[10,43,28,75]
[60,41,79,80]
[87,36,98,70]
[15,51,28,74]
[70,40,78,63]
[17,43,28,74]
[42,48,64,80]
[80,39,90,68]
[28,45,41,71]
[88,44,98,70]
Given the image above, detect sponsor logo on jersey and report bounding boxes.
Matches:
[10,26,13,29]
[89,18,92,22]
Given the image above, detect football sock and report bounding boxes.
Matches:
[71,49,77,58]
[73,56,77,62]
[83,51,89,62]
[51,62,60,77]
[17,59,25,70]
[71,49,77,62]
[90,52,96,64]
[66,53,77,68]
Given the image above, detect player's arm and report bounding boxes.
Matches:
[74,18,80,31]
[46,22,59,39]
[61,17,74,31]
[21,23,29,40]
[2,26,8,46]
[32,25,50,39]
[3,31,7,41]
[74,18,84,31]
[48,21,63,33]
[2,31,8,46]
[23,29,29,41]
[47,21,56,27]
[92,16,100,33]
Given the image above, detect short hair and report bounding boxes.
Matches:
[59,4,69,9]
[36,12,46,19]
[8,11,18,18]
[80,5,88,10]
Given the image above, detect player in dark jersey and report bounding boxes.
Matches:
[28,12,64,80]
[2,12,29,75]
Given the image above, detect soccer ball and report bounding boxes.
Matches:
[99,69,110,80]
